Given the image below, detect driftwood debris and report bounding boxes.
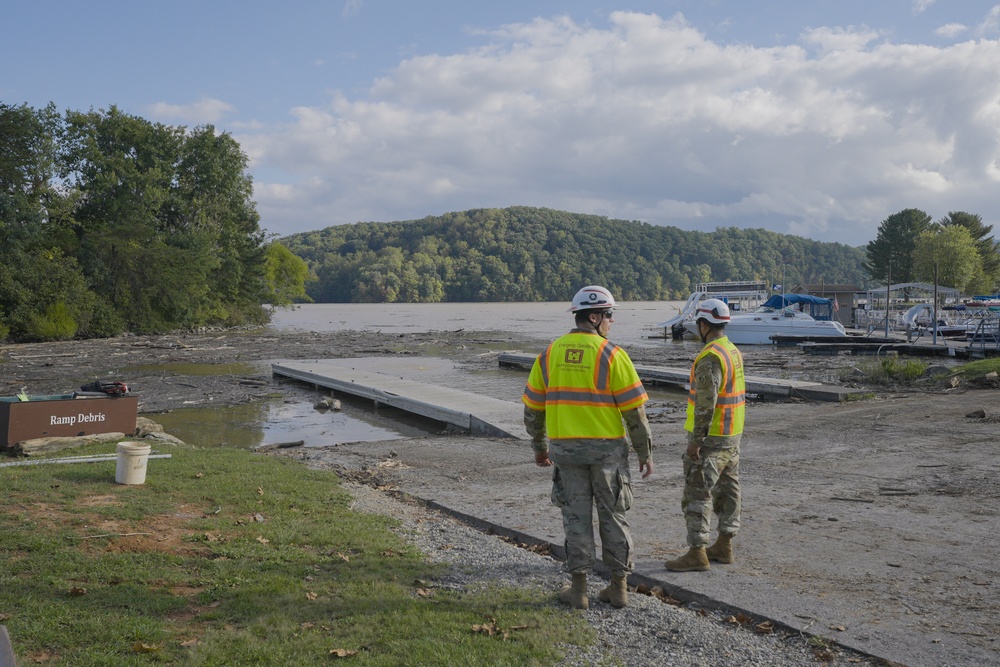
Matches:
[254,440,305,451]
[6,352,80,360]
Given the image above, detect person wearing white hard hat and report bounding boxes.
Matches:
[522,285,653,609]
[665,298,746,572]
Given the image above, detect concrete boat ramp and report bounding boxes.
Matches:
[272,354,866,441]
[271,358,527,438]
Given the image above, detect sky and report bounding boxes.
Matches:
[3,1,1000,247]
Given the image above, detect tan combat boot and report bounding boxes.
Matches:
[706,533,734,564]
[664,546,710,572]
[558,572,589,609]
[598,575,628,608]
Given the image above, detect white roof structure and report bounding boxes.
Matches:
[864,282,961,298]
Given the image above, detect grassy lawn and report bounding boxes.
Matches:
[0,444,591,666]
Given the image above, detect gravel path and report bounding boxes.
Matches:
[344,482,887,667]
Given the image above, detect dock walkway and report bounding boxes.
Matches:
[498,353,864,402]
[271,359,527,438]
[273,355,866,442]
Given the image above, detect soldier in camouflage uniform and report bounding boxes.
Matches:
[665,298,745,572]
[522,286,653,610]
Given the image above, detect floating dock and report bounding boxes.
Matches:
[271,359,526,438]
[497,353,866,402]
[793,338,999,358]
[272,355,867,442]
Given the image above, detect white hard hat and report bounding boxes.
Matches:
[569,285,616,313]
[695,298,731,324]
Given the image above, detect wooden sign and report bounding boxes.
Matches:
[0,395,139,449]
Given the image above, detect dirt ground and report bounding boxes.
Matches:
[2,328,998,667]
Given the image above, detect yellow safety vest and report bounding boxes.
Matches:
[522,331,648,439]
[684,336,746,436]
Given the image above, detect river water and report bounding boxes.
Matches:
[268,300,689,349]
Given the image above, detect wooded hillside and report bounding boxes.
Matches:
[282,206,867,302]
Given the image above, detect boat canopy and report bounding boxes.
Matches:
[762,293,832,308]
[763,293,835,321]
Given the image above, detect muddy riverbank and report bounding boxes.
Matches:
[2,327,998,666]
[0,325,940,414]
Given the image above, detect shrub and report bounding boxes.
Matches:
[846,354,928,386]
[26,301,78,340]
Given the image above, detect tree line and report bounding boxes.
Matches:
[281,206,868,303]
[0,102,308,342]
[864,209,999,294]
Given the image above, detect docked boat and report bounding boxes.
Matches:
[965,295,1000,310]
[902,303,978,339]
[659,293,847,345]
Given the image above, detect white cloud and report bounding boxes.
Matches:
[801,26,881,54]
[975,4,1000,36]
[240,12,1000,245]
[147,97,235,124]
[912,0,936,14]
[343,0,362,18]
[935,23,968,38]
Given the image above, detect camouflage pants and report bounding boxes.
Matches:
[681,439,741,547]
[550,451,634,577]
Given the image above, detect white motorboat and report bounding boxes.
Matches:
[659,293,847,345]
[901,303,977,339]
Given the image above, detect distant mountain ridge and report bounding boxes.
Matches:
[280,206,867,303]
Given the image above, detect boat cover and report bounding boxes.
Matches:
[762,294,832,308]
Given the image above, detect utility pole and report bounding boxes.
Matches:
[885,263,891,338]
[933,263,939,346]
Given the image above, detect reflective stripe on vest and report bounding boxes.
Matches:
[684,336,746,436]
[521,332,647,439]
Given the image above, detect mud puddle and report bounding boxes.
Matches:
[152,390,443,449]
[134,362,445,449]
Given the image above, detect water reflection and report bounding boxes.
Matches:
[153,401,270,448]
[151,389,442,449]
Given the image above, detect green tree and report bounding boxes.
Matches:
[59,108,268,332]
[173,125,268,323]
[0,103,272,340]
[912,226,981,293]
[0,104,101,340]
[864,209,933,284]
[264,242,312,306]
[937,211,999,290]
[0,103,60,246]
[0,248,105,341]
[60,107,185,331]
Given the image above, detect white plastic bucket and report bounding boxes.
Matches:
[115,441,151,485]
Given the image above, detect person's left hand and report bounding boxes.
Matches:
[535,451,552,467]
[686,441,701,461]
[639,459,653,478]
